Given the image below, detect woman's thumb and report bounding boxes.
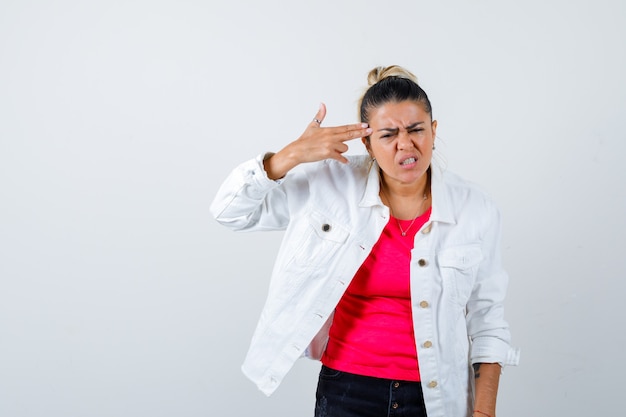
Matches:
[312,102,326,125]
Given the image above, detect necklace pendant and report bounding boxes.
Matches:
[401,232,406,236]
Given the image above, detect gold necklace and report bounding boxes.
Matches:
[380,183,428,237]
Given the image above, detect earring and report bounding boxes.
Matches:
[432,144,436,151]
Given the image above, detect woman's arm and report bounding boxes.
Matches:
[465,202,519,416]
[473,362,501,417]
[210,104,371,230]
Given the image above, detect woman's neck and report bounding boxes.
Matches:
[379,170,431,220]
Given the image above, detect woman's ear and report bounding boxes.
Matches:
[362,137,372,156]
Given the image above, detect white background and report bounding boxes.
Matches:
[1,0,625,416]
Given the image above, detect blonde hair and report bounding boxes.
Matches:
[366,65,418,86]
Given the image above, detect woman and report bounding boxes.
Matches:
[210,65,519,417]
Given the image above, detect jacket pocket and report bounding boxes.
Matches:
[437,244,483,306]
[292,210,350,268]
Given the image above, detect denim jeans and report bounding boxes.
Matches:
[314,365,428,417]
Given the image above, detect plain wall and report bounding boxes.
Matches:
[1,0,625,416]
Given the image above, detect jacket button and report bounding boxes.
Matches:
[423,340,433,348]
[392,402,399,409]
[419,300,429,308]
[422,223,432,234]
[418,258,428,267]
[427,380,438,388]
[322,224,331,232]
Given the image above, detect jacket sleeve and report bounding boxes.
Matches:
[466,203,520,367]
[210,153,293,231]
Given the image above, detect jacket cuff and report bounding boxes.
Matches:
[470,336,520,367]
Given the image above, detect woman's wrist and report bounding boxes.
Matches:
[263,151,294,180]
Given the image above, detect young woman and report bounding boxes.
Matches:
[210,65,519,417]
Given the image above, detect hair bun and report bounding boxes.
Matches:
[367,65,418,86]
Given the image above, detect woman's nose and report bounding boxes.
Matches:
[397,131,414,150]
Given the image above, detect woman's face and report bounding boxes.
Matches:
[362,100,437,188]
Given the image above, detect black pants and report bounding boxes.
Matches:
[315,365,428,417]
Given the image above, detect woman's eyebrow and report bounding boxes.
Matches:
[377,127,399,133]
[377,122,424,133]
[405,122,425,129]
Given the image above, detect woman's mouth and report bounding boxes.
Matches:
[400,157,416,166]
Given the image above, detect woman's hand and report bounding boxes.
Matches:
[263,103,373,180]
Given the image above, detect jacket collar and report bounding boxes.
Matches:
[359,159,456,225]
[429,161,456,225]
[359,159,383,208]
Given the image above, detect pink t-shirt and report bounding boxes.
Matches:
[321,207,431,381]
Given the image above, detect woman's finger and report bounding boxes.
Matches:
[311,103,326,126]
[331,123,372,142]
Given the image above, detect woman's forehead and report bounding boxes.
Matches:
[369,101,429,125]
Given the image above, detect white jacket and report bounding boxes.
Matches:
[210,153,520,416]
